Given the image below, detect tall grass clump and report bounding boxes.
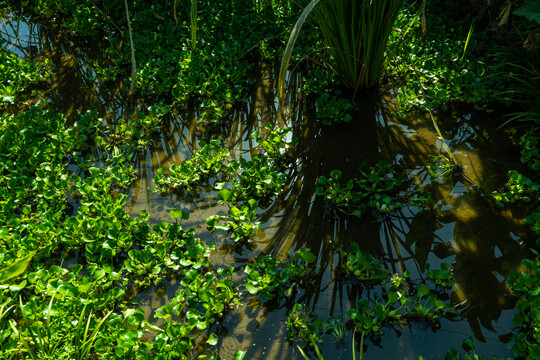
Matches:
[279,0,404,102]
[314,0,404,92]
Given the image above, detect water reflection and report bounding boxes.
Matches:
[2,11,533,358]
[126,72,532,358]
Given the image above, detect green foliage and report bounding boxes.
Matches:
[156,126,294,204]
[11,295,113,360]
[244,249,317,300]
[316,161,429,218]
[507,252,540,358]
[486,125,540,359]
[520,130,540,172]
[340,243,389,282]
[0,46,50,107]
[10,0,104,35]
[315,93,354,126]
[251,124,296,159]
[491,46,540,128]
[154,140,230,193]
[0,107,89,268]
[440,338,499,360]
[311,0,404,91]
[301,68,355,125]
[348,271,456,338]
[426,263,455,288]
[93,0,301,124]
[4,1,539,359]
[225,126,294,202]
[227,154,289,201]
[387,4,494,112]
[279,0,404,97]
[514,1,540,25]
[491,170,539,206]
[428,155,461,180]
[0,252,35,283]
[206,199,261,243]
[491,130,540,238]
[287,303,324,347]
[0,103,245,359]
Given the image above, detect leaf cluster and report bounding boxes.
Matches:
[316,161,430,219]
[244,249,317,300]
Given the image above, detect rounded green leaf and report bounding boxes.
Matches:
[206,333,219,346]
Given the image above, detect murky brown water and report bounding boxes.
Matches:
[2,12,534,360]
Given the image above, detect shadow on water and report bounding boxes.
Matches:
[127,62,532,358]
[2,11,534,360]
[1,11,132,122]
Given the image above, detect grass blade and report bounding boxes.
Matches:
[191,0,198,50]
[297,345,311,360]
[278,0,321,103]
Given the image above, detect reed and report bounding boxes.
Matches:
[279,0,404,102]
[314,0,404,93]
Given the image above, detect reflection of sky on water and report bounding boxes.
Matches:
[1,13,39,57]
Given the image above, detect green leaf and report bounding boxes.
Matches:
[246,283,260,295]
[169,208,184,219]
[300,250,317,264]
[206,333,219,346]
[234,350,247,360]
[229,206,242,218]
[219,188,233,202]
[330,169,342,180]
[514,2,540,24]
[463,337,474,350]
[0,252,36,283]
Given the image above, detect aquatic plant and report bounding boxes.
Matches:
[287,302,325,358]
[0,102,250,359]
[428,154,462,180]
[301,68,356,125]
[154,140,230,193]
[244,249,317,300]
[206,198,261,243]
[340,243,389,282]
[312,0,404,92]
[495,55,540,127]
[507,252,540,358]
[155,126,293,199]
[491,170,540,206]
[315,93,354,125]
[387,3,493,113]
[0,46,49,106]
[425,338,492,360]
[316,161,429,219]
[488,121,540,359]
[279,0,404,100]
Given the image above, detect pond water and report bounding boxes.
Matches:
[2,12,534,360]
[123,64,532,359]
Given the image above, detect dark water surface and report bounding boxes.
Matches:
[2,12,533,360]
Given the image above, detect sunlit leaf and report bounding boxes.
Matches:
[0,252,35,283]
